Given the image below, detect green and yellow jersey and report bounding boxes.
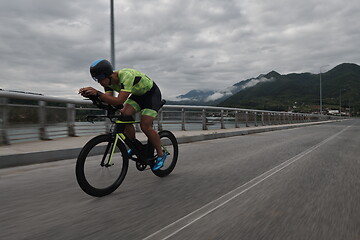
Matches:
[105,68,153,96]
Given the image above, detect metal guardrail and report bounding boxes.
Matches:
[0,91,339,145]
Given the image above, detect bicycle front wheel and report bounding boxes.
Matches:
[152,130,179,177]
[76,134,129,197]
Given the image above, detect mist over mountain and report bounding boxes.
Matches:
[170,63,360,115]
[171,75,275,105]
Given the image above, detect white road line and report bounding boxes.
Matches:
[142,125,351,240]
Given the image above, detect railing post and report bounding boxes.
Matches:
[268,113,271,125]
[38,101,50,140]
[273,113,276,125]
[261,112,265,126]
[105,117,112,133]
[135,112,141,132]
[221,110,225,129]
[254,112,258,126]
[181,108,186,131]
[202,109,208,130]
[0,98,10,145]
[245,111,249,127]
[157,109,163,131]
[235,111,239,128]
[279,113,282,124]
[282,113,285,124]
[66,103,76,137]
[283,113,285,124]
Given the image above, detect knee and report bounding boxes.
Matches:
[120,109,132,116]
[120,104,135,116]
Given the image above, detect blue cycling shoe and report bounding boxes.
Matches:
[152,153,167,170]
[127,149,133,157]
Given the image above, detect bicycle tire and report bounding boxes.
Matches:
[152,130,179,177]
[76,134,129,197]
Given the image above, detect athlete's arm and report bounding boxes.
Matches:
[98,91,131,106]
[79,87,130,106]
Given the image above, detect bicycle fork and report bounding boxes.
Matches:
[100,134,121,167]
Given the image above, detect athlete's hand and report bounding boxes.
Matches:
[78,87,98,97]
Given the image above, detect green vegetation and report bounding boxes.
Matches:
[219,63,360,116]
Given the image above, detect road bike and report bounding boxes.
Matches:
[75,96,178,197]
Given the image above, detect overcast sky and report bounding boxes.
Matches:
[1,0,359,99]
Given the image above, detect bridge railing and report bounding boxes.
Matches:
[0,91,339,145]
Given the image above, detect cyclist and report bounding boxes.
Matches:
[79,59,166,170]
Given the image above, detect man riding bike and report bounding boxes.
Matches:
[78,59,166,170]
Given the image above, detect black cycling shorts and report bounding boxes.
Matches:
[124,83,162,117]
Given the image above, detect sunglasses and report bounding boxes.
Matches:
[93,74,108,82]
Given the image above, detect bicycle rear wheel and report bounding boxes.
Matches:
[76,134,129,197]
[152,130,179,177]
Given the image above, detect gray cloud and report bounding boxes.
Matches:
[1,0,359,99]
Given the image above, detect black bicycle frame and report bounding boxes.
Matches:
[113,121,155,165]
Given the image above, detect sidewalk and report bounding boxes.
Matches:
[0,120,339,168]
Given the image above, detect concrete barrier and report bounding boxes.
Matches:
[0,120,342,168]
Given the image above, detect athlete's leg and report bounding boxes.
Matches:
[120,104,136,140]
[140,115,163,157]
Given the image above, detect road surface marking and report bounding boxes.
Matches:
[142,125,350,240]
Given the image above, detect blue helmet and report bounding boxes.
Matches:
[90,59,113,82]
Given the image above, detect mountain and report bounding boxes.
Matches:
[172,76,268,105]
[218,63,360,114]
[176,89,216,102]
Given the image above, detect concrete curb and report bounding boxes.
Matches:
[0,120,341,168]
[175,121,335,144]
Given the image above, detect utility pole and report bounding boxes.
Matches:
[349,99,351,117]
[339,89,342,117]
[110,0,115,68]
[319,65,329,114]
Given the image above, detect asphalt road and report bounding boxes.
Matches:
[1,119,359,240]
